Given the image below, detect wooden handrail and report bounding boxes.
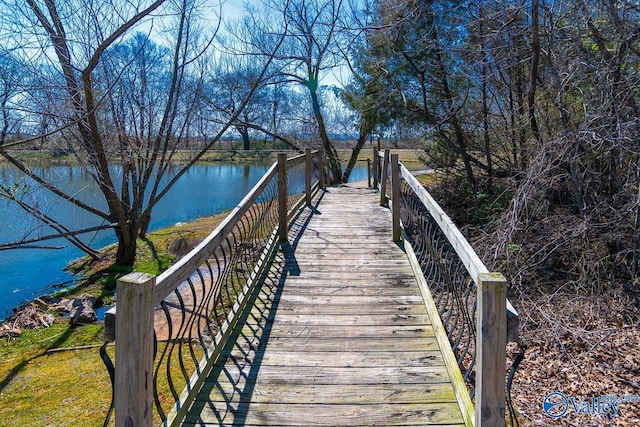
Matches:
[398,163,519,322]
[105,150,322,427]
[375,149,519,427]
[153,163,278,304]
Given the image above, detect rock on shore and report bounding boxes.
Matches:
[0,293,98,338]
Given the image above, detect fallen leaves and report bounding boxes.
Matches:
[509,289,640,426]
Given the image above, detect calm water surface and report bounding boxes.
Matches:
[0,163,367,319]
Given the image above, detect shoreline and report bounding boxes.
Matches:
[0,210,232,331]
[0,148,424,325]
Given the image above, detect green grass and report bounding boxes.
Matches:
[60,213,229,305]
[0,212,231,427]
[335,147,427,171]
[0,323,111,427]
[0,322,203,426]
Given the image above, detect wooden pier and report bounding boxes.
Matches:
[183,183,467,426]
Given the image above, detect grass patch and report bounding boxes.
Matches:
[0,323,111,427]
[0,211,231,427]
[61,213,230,306]
[335,148,426,171]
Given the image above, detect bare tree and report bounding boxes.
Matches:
[0,50,22,147]
[0,0,285,265]
[201,54,295,150]
[237,0,350,183]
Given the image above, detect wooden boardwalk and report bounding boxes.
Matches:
[183,183,466,426]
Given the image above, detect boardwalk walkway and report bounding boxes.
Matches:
[183,183,466,426]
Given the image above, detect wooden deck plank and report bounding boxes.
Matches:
[283,259,413,267]
[265,284,423,296]
[244,313,433,327]
[238,324,436,339]
[259,305,428,316]
[229,336,443,352]
[286,251,409,259]
[268,277,420,287]
[268,271,418,280]
[197,383,458,405]
[185,183,466,426]
[222,349,445,367]
[213,365,452,386]
[184,403,465,426]
[260,294,425,305]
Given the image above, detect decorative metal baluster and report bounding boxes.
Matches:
[102,152,321,426]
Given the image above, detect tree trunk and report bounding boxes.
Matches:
[138,211,152,239]
[422,1,477,194]
[308,79,342,184]
[515,64,528,170]
[434,48,477,194]
[342,121,371,182]
[528,0,543,145]
[114,224,138,266]
[237,125,251,150]
[480,10,493,192]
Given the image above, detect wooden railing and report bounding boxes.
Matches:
[372,149,520,427]
[101,149,323,427]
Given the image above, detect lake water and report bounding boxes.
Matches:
[0,162,367,319]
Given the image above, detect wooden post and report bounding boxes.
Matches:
[476,272,507,427]
[278,153,288,241]
[305,148,312,206]
[391,154,401,241]
[114,272,155,427]
[318,148,325,189]
[372,148,379,188]
[367,159,372,188]
[380,150,390,206]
